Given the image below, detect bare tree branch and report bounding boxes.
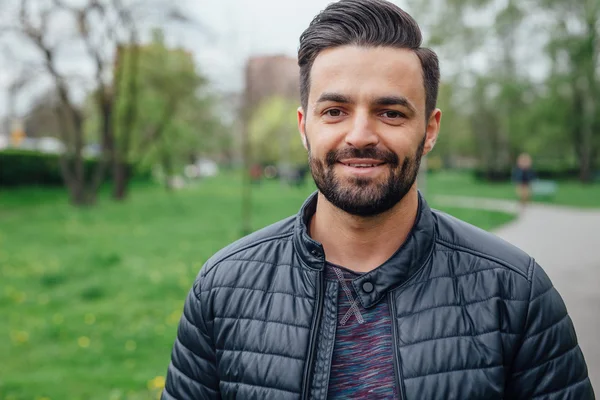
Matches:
[17,0,87,197]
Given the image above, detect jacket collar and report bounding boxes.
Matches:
[293,191,435,308]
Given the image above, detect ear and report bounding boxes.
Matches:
[298,106,308,150]
[423,108,442,156]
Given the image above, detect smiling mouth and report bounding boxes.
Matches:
[338,160,386,168]
[343,164,382,168]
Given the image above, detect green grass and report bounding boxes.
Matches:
[0,174,515,400]
[431,206,515,231]
[427,170,600,208]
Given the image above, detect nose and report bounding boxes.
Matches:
[344,111,379,148]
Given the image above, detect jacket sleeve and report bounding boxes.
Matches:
[162,274,221,400]
[506,262,595,399]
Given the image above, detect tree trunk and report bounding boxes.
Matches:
[577,7,597,183]
[578,74,595,183]
[160,148,175,191]
[65,174,87,205]
[112,160,130,200]
[579,153,593,182]
[60,155,90,206]
[241,109,252,236]
[88,98,114,202]
[112,42,140,201]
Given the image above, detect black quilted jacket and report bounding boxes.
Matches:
[162,193,594,400]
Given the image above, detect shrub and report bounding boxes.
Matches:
[0,150,148,187]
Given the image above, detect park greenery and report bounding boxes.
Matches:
[1,0,600,397]
[0,173,518,400]
[1,167,599,398]
[0,0,231,205]
[1,0,598,206]
[248,96,306,167]
[408,0,600,182]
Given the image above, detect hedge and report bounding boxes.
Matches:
[0,149,146,187]
[474,166,582,182]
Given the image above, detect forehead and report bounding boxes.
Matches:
[309,45,425,109]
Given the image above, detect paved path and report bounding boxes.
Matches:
[435,196,600,391]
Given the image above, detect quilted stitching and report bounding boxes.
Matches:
[162,197,594,400]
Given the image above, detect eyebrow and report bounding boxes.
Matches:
[315,92,417,115]
[374,96,417,115]
[316,92,353,104]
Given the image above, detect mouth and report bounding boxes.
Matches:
[336,159,387,176]
[338,159,386,168]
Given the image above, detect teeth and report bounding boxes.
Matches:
[348,164,376,167]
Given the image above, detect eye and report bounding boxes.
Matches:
[325,109,344,117]
[381,111,405,119]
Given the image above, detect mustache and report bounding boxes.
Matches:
[325,147,399,167]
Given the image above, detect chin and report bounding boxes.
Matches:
[341,174,386,189]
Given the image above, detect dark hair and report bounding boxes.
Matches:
[298,0,440,118]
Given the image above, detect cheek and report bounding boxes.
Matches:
[306,128,338,156]
[386,123,426,149]
[381,135,417,157]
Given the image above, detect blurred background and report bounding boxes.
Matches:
[0,0,598,399]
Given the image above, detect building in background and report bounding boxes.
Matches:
[0,132,8,150]
[243,55,299,114]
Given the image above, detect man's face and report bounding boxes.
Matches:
[298,45,441,217]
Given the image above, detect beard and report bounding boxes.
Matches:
[307,135,425,217]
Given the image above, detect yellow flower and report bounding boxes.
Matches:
[38,294,50,305]
[167,310,181,325]
[108,390,123,400]
[84,313,96,325]
[148,376,166,390]
[10,330,29,343]
[150,271,162,283]
[13,291,26,304]
[78,336,90,348]
[125,340,136,351]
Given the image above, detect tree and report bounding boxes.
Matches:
[0,0,200,204]
[85,29,227,192]
[539,0,599,181]
[430,81,475,166]
[409,0,599,181]
[24,89,80,139]
[115,30,204,194]
[248,96,306,167]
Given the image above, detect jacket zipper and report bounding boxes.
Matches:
[389,296,406,400]
[302,269,324,400]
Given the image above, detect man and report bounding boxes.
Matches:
[513,152,536,207]
[162,1,594,399]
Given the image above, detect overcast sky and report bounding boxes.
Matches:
[185,0,343,91]
[0,0,358,119]
[0,0,428,121]
[0,0,547,124]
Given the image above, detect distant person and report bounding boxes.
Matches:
[162,1,593,399]
[250,163,263,184]
[291,165,309,186]
[513,152,536,206]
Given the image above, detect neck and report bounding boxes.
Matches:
[309,186,420,273]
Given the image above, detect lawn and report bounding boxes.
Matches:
[0,174,515,400]
[427,170,600,208]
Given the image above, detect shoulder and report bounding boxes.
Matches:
[431,208,533,281]
[195,215,297,287]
